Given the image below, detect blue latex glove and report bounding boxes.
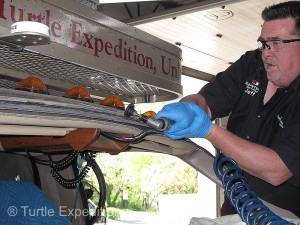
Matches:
[155,102,212,140]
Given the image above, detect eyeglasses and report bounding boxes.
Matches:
[257,38,300,51]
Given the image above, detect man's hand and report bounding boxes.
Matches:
[155,102,212,140]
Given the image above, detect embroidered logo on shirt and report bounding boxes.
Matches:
[277,115,284,128]
[244,80,260,96]
[252,80,260,86]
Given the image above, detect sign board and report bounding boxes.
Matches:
[0,0,182,102]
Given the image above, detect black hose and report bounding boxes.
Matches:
[25,149,51,166]
[100,129,161,144]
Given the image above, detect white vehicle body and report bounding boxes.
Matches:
[0,1,299,225]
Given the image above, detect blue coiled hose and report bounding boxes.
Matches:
[213,150,295,225]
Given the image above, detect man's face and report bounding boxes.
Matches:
[260,17,300,87]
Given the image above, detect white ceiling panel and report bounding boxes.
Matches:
[136,0,288,77]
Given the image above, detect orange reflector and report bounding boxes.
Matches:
[15,76,48,94]
[100,96,125,110]
[63,86,93,103]
[142,111,156,118]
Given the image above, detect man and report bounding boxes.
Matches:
[156,1,300,217]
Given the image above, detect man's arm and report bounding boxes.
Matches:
[207,124,292,186]
[179,94,292,186]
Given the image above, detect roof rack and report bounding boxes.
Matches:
[0,0,183,103]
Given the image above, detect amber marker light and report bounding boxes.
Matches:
[63,86,94,103]
[100,96,125,110]
[142,111,156,118]
[15,76,49,94]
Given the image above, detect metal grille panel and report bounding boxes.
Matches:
[75,0,98,10]
[0,44,171,101]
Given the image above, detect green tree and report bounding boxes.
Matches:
[96,152,198,210]
[97,154,132,207]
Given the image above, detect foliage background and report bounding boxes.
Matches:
[96,152,198,211]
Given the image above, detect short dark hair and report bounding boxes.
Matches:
[261,1,300,35]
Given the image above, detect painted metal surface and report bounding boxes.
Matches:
[0,0,183,102]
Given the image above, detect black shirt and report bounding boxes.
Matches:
[200,49,300,217]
